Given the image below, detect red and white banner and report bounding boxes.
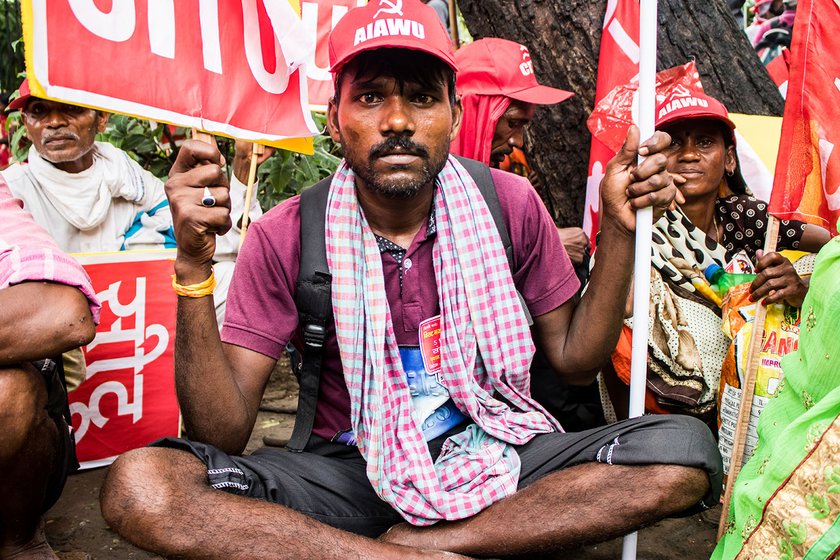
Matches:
[770,0,840,236]
[583,0,640,246]
[21,0,319,146]
[302,0,367,110]
[69,251,179,469]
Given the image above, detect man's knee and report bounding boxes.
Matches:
[631,415,720,465]
[634,415,722,509]
[0,365,49,462]
[101,447,205,531]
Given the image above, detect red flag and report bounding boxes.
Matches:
[583,0,640,245]
[764,48,790,96]
[770,0,840,235]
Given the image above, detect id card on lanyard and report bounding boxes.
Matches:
[401,316,466,440]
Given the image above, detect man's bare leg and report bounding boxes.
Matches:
[0,365,61,560]
[381,462,709,557]
[101,447,470,560]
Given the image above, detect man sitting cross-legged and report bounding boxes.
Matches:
[100,1,722,558]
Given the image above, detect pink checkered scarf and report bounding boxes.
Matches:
[325,156,560,525]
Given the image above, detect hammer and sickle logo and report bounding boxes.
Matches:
[374,0,404,18]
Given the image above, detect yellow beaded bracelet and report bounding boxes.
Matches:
[171,268,216,298]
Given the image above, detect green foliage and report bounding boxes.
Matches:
[0,0,24,94]
[743,0,757,28]
[252,114,341,209]
[5,108,26,161]
[98,114,181,180]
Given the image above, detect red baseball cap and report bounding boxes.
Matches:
[455,38,573,105]
[655,88,736,133]
[329,0,457,74]
[7,78,32,111]
[656,88,747,191]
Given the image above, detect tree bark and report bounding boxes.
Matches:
[458,0,784,228]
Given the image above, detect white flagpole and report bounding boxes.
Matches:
[622,0,657,558]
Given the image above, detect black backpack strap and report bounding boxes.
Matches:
[454,156,533,326]
[287,174,334,452]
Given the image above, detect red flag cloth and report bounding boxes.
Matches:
[765,47,790,92]
[583,0,640,245]
[770,0,840,235]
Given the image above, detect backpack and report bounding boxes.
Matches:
[285,157,603,452]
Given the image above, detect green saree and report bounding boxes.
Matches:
[712,233,840,560]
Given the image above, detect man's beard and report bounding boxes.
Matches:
[343,136,448,199]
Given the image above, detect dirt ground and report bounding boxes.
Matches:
[45,360,722,559]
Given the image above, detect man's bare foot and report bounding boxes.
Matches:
[380,522,452,553]
[1,523,60,560]
[400,546,471,560]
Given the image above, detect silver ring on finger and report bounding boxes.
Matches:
[201,186,216,208]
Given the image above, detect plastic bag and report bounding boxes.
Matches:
[716,252,808,479]
[586,61,704,153]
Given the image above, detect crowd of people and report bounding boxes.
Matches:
[0,0,835,558]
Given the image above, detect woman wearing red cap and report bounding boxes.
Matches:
[602,91,830,426]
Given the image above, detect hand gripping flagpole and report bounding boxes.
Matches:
[622,1,657,558]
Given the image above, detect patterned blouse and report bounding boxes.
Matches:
[715,194,806,260]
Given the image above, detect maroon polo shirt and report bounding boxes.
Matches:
[222,167,579,441]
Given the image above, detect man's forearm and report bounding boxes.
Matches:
[0,282,95,365]
[562,219,635,376]
[174,265,254,454]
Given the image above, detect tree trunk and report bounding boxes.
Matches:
[458,0,784,228]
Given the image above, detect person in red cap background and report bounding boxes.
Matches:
[450,38,591,268]
[601,89,830,424]
[101,1,721,558]
[451,39,604,433]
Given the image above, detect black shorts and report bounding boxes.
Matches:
[35,358,79,513]
[154,415,722,538]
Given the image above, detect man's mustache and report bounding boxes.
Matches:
[42,132,80,143]
[369,137,429,159]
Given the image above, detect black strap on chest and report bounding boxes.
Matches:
[287,174,334,452]
[286,157,520,452]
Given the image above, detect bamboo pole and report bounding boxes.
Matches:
[191,128,213,145]
[717,216,781,539]
[239,143,264,250]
